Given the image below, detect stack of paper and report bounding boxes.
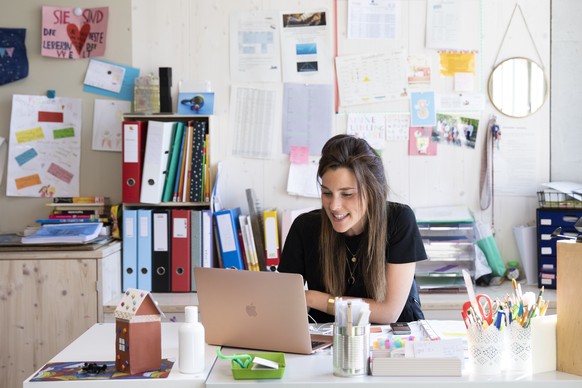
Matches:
[21,222,103,244]
[414,205,474,223]
[370,356,462,376]
[541,181,582,202]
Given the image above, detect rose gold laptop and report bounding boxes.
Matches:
[193,267,332,354]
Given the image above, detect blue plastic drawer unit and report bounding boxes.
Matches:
[536,208,582,289]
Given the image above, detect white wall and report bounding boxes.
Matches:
[0,0,554,264]
[551,0,582,181]
[130,0,550,262]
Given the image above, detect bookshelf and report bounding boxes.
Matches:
[120,114,215,295]
[122,113,214,206]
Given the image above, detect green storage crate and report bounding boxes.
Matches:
[231,352,285,380]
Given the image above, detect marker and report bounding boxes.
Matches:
[494,311,504,330]
[511,278,519,300]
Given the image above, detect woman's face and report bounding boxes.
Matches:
[320,167,367,236]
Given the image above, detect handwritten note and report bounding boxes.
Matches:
[41,6,109,59]
[84,59,125,93]
[412,337,464,359]
[7,95,82,198]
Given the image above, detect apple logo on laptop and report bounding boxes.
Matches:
[245,302,258,317]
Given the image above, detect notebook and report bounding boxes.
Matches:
[193,267,332,354]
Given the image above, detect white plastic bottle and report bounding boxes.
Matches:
[179,305,205,374]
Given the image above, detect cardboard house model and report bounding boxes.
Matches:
[114,288,165,374]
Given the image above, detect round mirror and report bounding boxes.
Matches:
[488,57,547,118]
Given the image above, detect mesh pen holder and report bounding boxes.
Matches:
[332,324,370,377]
[467,324,503,375]
[506,321,532,372]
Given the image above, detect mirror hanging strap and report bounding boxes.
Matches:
[492,3,545,69]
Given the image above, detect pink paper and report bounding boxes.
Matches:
[41,6,109,59]
[290,145,309,164]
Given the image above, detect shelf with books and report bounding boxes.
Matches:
[120,114,215,296]
[122,202,210,208]
[122,114,213,205]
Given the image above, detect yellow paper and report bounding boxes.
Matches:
[439,52,475,77]
[16,127,44,144]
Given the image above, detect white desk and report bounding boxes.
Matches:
[208,320,580,387]
[24,321,582,388]
[22,323,219,388]
[209,347,582,388]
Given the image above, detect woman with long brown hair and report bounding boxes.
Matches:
[279,134,427,324]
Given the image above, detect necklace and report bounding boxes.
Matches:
[345,244,358,263]
[345,243,359,285]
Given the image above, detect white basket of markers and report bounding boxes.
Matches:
[466,323,504,375]
[502,282,548,373]
[506,321,532,372]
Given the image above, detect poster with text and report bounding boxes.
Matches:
[6,95,82,197]
[41,6,108,59]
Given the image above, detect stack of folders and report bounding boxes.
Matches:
[369,320,463,377]
[121,208,213,292]
[122,119,210,204]
[214,205,281,272]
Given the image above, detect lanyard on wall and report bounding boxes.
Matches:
[479,115,501,222]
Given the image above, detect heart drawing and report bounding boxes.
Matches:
[67,23,90,55]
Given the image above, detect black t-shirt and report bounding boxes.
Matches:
[278,202,427,324]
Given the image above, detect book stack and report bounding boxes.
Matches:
[161,119,210,203]
[38,197,112,225]
[124,119,211,204]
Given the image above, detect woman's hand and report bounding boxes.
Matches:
[304,262,416,324]
[305,289,330,313]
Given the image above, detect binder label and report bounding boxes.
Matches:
[173,217,188,238]
[153,213,168,251]
[216,213,236,252]
[125,216,135,238]
[123,123,139,163]
[139,215,149,237]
